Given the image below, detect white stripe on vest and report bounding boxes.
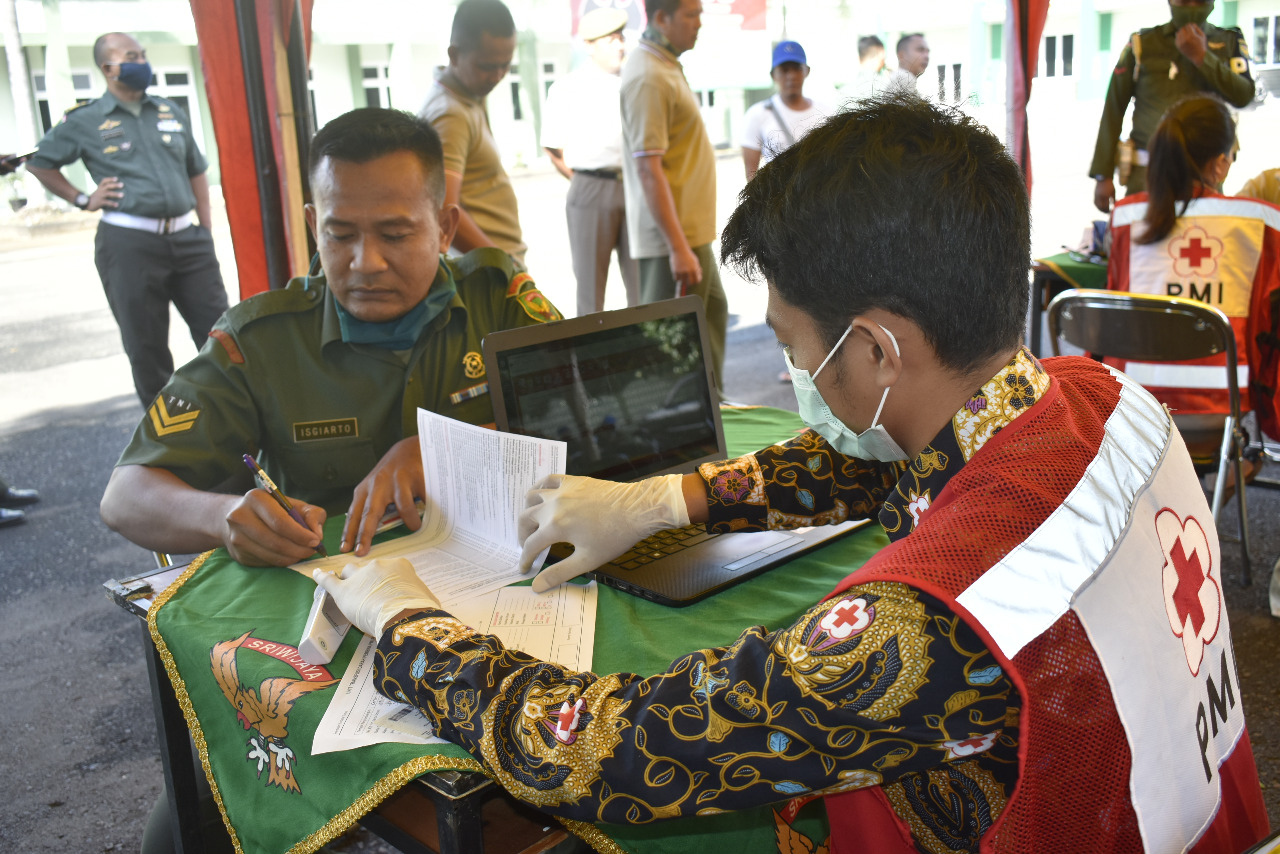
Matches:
[959,370,1244,852]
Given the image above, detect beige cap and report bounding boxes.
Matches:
[579,7,627,42]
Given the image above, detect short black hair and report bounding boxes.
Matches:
[896,33,924,56]
[721,95,1030,373]
[451,0,516,52]
[93,32,128,67]
[646,0,684,19]
[308,108,445,206]
[858,35,884,61]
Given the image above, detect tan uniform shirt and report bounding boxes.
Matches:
[420,69,527,266]
[619,39,717,258]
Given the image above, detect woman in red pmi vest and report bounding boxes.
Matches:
[1107,93,1280,456]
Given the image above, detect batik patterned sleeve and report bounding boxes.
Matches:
[697,430,899,534]
[374,581,1016,828]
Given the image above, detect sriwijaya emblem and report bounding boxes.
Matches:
[210,631,337,793]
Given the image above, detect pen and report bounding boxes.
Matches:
[241,454,329,557]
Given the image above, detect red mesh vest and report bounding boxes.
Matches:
[820,358,1268,853]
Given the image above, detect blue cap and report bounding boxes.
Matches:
[771,40,807,70]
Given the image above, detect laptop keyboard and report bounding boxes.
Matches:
[607,524,718,570]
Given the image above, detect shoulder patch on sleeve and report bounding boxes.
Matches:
[147,395,201,437]
[208,328,245,364]
[508,276,564,323]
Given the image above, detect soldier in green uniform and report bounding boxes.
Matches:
[99,108,562,568]
[27,32,229,406]
[1090,0,1253,213]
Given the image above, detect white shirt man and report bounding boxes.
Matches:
[739,40,833,179]
[542,7,639,315]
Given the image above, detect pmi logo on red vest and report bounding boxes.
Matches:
[1155,509,1238,783]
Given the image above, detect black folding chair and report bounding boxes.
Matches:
[1047,289,1253,584]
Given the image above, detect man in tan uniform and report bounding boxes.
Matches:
[419,0,527,266]
[620,0,728,390]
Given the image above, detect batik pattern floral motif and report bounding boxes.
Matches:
[698,430,896,535]
[375,585,1016,829]
[952,348,1050,462]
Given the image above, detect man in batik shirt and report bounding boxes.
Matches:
[318,96,1269,854]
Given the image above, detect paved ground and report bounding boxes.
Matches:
[1,143,1277,853]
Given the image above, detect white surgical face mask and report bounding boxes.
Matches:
[784,322,908,461]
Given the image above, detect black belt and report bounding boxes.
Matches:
[572,168,621,180]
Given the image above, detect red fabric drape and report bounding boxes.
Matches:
[1007,0,1050,196]
[188,0,312,300]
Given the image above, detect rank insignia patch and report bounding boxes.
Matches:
[148,395,200,437]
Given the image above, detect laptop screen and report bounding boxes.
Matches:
[490,310,721,481]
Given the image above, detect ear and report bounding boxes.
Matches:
[849,317,903,389]
[304,203,318,240]
[447,45,460,67]
[438,203,461,248]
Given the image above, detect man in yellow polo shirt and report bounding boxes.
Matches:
[621,0,728,391]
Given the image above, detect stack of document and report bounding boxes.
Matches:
[295,409,598,753]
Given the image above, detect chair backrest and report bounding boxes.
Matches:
[1046,289,1243,420]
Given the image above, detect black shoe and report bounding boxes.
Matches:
[0,487,39,507]
[0,507,24,527]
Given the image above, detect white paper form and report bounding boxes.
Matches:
[312,581,597,754]
[298,408,565,607]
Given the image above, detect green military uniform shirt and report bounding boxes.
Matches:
[116,250,562,512]
[29,90,207,218]
[1089,22,1254,182]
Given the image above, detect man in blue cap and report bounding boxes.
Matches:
[740,40,833,181]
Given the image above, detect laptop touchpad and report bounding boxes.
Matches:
[696,530,794,569]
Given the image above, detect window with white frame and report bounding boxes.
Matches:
[32,71,95,134]
[1253,15,1280,64]
[362,64,393,109]
[1039,33,1075,77]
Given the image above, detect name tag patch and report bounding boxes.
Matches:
[293,418,358,442]
[157,119,184,133]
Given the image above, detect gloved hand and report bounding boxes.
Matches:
[518,474,690,593]
[313,557,441,637]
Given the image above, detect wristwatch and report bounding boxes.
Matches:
[1091,174,1109,182]
[73,192,89,209]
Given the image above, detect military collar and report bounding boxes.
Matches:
[319,262,468,349]
[878,347,1051,541]
[92,89,155,116]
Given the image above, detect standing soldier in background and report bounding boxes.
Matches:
[621,0,729,392]
[542,7,639,316]
[420,0,528,268]
[27,32,228,407]
[1089,0,1253,213]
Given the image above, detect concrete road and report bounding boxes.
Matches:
[1,151,1277,853]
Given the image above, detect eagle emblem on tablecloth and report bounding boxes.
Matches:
[210,631,338,793]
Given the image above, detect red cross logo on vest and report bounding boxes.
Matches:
[818,597,873,640]
[1155,509,1221,676]
[1168,225,1223,279]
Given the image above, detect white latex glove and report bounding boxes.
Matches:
[313,557,441,637]
[518,473,690,593]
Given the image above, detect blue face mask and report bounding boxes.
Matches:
[785,322,909,461]
[116,61,152,92]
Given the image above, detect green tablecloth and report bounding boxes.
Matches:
[149,406,888,853]
[1035,251,1108,290]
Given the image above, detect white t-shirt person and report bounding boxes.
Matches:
[740,94,834,169]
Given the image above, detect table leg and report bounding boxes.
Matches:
[428,782,486,853]
[142,622,205,854]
